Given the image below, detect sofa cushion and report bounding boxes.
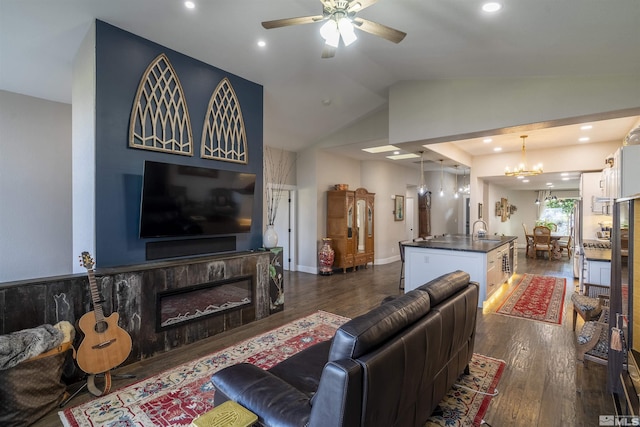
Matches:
[268,339,331,397]
[328,290,430,361]
[416,270,471,305]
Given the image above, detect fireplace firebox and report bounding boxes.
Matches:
[156,276,252,331]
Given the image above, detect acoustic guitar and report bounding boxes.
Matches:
[76,252,132,375]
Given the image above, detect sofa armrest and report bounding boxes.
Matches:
[212,363,312,427]
[309,359,362,427]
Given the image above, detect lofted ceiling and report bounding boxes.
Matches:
[1,0,639,191]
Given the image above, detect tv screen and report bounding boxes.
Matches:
[140,161,256,238]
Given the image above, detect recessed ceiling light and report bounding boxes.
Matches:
[257,40,266,47]
[562,177,570,181]
[483,138,493,143]
[517,176,525,180]
[482,2,502,13]
[493,147,502,152]
[386,153,420,160]
[522,179,530,183]
[393,151,400,155]
[546,182,553,186]
[580,125,593,130]
[184,1,195,9]
[579,137,590,142]
[362,144,400,153]
[561,172,569,176]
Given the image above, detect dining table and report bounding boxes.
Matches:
[526,232,568,260]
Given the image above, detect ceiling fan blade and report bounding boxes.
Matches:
[348,0,378,12]
[352,18,406,43]
[262,15,325,29]
[321,44,336,59]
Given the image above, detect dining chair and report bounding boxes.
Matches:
[522,223,533,257]
[533,226,553,259]
[558,228,573,258]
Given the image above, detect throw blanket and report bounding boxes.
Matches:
[0,324,65,370]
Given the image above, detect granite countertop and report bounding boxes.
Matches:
[584,248,612,262]
[403,234,517,253]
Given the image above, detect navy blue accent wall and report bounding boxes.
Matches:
[94,21,263,267]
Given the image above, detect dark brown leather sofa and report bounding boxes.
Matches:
[211,270,479,427]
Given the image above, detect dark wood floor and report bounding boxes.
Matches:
[36,249,613,426]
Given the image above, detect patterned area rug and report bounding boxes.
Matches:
[59,310,504,427]
[425,354,505,427]
[495,274,567,325]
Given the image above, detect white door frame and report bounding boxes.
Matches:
[270,184,297,271]
[405,196,415,241]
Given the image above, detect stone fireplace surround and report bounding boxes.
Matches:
[0,251,272,378]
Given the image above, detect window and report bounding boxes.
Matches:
[537,198,576,235]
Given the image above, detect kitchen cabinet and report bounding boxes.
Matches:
[611,145,640,199]
[585,260,611,287]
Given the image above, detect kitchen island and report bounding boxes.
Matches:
[403,234,518,308]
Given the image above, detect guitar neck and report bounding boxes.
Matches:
[86,268,105,322]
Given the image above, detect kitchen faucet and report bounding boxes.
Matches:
[472,219,488,240]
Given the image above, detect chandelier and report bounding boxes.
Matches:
[417,151,428,196]
[319,12,357,48]
[505,135,543,177]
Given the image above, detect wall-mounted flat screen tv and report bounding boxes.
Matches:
[140,161,256,238]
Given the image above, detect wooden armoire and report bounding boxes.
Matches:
[326,187,375,273]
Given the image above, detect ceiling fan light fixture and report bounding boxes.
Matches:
[320,20,340,47]
[338,17,357,46]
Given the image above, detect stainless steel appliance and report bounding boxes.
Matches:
[573,199,583,280]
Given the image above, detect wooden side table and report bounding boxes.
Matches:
[191,401,258,427]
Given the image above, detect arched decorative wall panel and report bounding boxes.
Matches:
[201,77,248,164]
[129,54,193,156]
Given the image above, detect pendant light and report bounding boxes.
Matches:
[439,160,444,197]
[460,167,470,194]
[453,165,459,199]
[417,151,428,196]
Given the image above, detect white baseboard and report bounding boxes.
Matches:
[296,265,317,274]
[375,254,401,265]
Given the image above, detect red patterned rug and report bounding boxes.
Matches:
[425,354,505,427]
[59,310,504,427]
[495,274,567,325]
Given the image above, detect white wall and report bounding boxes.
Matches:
[71,24,96,274]
[361,160,415,263]
[389,75,640,144]
[424,170,460,236]
[0,90,72,282]
[296,148,361,273]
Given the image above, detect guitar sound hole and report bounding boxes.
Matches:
[94,321,109,334]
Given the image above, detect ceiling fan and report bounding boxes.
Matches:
[261,0,407,58]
